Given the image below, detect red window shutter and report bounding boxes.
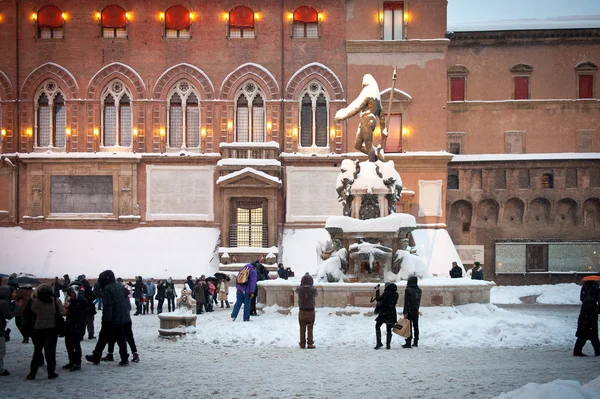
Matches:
[293,6,318,23]
[230,6,254,29]
[384,114,402,153]
[514,76,529,100]
[102,5,127,28]
[38,5,62,28]
[579,75,594,99]
[165,5,190,30]
[384,2,404,11]
[450,78,465,101]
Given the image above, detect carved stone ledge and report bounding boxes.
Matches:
[346,39,449,54]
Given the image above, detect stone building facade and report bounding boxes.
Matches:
[0,0,598,284]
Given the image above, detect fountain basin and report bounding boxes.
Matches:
[157,313,197,337]
[257,278,495,308]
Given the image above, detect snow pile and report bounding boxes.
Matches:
[394,249,431,280]
[493,376,600,399]
[280,228,331,277]
[412,228,466,277]
[491,283,581,305]
[315,256,346,283]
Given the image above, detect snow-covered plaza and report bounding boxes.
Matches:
[1,283,599,399]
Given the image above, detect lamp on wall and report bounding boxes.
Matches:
[1,128,6,153]
[95,12,101,24]
[201,127,207,153]
[227,120,233,142]
[329,127,336,153]
[402,126,408,152]
[93,128,99,152]
[132,128,138,153]
[31,13,37,24]
[159,128,165,153]
[292,127,298,152]
[266,121,272,141]
[26,128,32,153]
[65,128,71,153]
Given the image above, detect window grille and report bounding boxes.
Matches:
[315,94,327,147]
[54,93,66,148]
[35,81,65,148]
[169,104,183,148]
[299,82,329,148]
[236,95,249,142]
[300,94,312,147]
[104,99,117,147]
[165,5,191,38]
[102,5,127,38]
[230,199,267,248]
[119,99,132,147]
[187,106,199,148]
[38,94,51,147]
[542,173,554,189]
[229,6,255,38]
[252,95,265,142]
[292,6,318,38]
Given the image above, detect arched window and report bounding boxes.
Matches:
[35,80,66,148]
[299,81,328,148]
[167,80,200,149]
[165,5,191,38]
[37,5,63,39]
[228,6,255,38]
[235,82,264,142]
[102,80,132,147]
[101,5,127,38]
[292,6,318,38]
[575,62,597,99]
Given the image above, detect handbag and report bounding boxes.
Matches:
[392,318,411,338]
[373,301,383,315]
[54,298,66,337]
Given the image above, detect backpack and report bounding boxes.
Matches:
[237,267,250,284]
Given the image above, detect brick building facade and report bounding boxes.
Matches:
[0,1,598,283]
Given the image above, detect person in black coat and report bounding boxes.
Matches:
[449,262,463,278]
[155,280,166,314]
[403,275,422,348]
[132,276,147,316]
[63,283,88,371]
[573,284,600,357]
[373,283,399,350]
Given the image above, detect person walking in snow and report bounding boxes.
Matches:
[296,273,318,349]
[0,285,16,376]
[402,276,422,349]
[573,283,600,357]
[63,282,87,371]
[231,264,257,322]
[145,278,156,314]
[165,278,177,312]
[101,280,140,364]
[373,282,398,350]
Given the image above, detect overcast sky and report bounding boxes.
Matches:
[447,0,600,31]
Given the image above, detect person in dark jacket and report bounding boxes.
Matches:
[580,280,600,302]
[78,277,97,339]
[63,282,88,371]
[0,285,16,376]
[471,262,484,280]
[165,278,177,312]
[13,284,34,343]
[193,278,206,315]
[277,263,289,280]
[449,262,463,278]
[155,280,166,314]
[402,276,422,348]
[85,270,129,366]
[573,284,600,357]
[145,278,156,314]
[296,273,318,349]
[231,264,258,322]
[250,262,268,316]
[102,279,140,363]
[373,282,399,350]
[132,276,147,316]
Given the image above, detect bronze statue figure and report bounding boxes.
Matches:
[334,74,387,162]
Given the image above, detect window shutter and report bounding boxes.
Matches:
[383,2,404,10]
[450,78,465,101]
[38,5,62,28]
[579,75,594,99]
[384,114,402,153]
[102,5,127,28]
[165,5,190,30]
[230,6,254,29]
[293,6,318,23]
[514,76,529,100]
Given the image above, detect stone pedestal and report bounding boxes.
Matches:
[157,313,197,337]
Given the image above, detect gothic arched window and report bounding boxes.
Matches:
[299,81,328,148]
[167,80,200,149]
[235,82,265,142]
[102,80,132,147]
[35,80,66,148]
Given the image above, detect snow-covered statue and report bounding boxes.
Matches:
[176,288,195,310]
[335,74,387,162]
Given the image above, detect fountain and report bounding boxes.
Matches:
[257,73,494,309]
[157,288,198,338]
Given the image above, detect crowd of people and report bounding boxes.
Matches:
[1,261,598,380]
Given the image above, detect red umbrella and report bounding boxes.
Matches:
[582,275,600,281]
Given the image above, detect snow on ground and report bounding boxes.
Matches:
[495,376,600,399]
[491,283,582,305]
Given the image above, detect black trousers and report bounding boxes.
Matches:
[108,321,137,355]
[157,298,165,314]
[573,334,600,355]
[85,315,95,338]
[167,297,175,312]
[64,330,83,366]
[144,296,154,313]
[92,321,127,362]
[375,320,394,345]
[29,328,58,377]
[408,315,420,343]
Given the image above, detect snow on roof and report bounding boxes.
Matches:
[325,213,417,232]
[216,167,281,185]
[451,152,600,163]
[218,246,279,254]
[219,141,280,149]
[216,159,281,167]
[16,151,222,160]
[280,151,453,159]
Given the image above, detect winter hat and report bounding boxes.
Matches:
[300,273,314,286]
[474,262,481,267]
[407,275,419,287]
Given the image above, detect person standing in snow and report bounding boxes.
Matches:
[277,263,289,280]
[145,278,156,315]
[185,276,195,298]
[218,276,230,308]
[63,282,87,371]
[132,276,147,316]
[165,278,177,312]
[13,283,34,343]
[573,284,600,357]
[449,262,463,278]
[373,282,398,350]
[0,285,16,376]
[231,264,257,322]
[193,278,206,315]
[471,262,484,280]
[155,280,166,314]
[296,273,318,349]
[402,276,422,349]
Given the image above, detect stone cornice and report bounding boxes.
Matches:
[346,39,449,54]
[447,99,600,112]
[448,28,600,46]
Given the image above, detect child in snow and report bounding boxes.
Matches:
[295,273,318,349]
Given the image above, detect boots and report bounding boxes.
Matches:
[101,353,114,362]
[386,334,392,350]
[47,362,58,379]
[402,338,412,348]
[226,301,230,308]
[413,339,418,348]
[220,301,224,308]
[374,330,383,349]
